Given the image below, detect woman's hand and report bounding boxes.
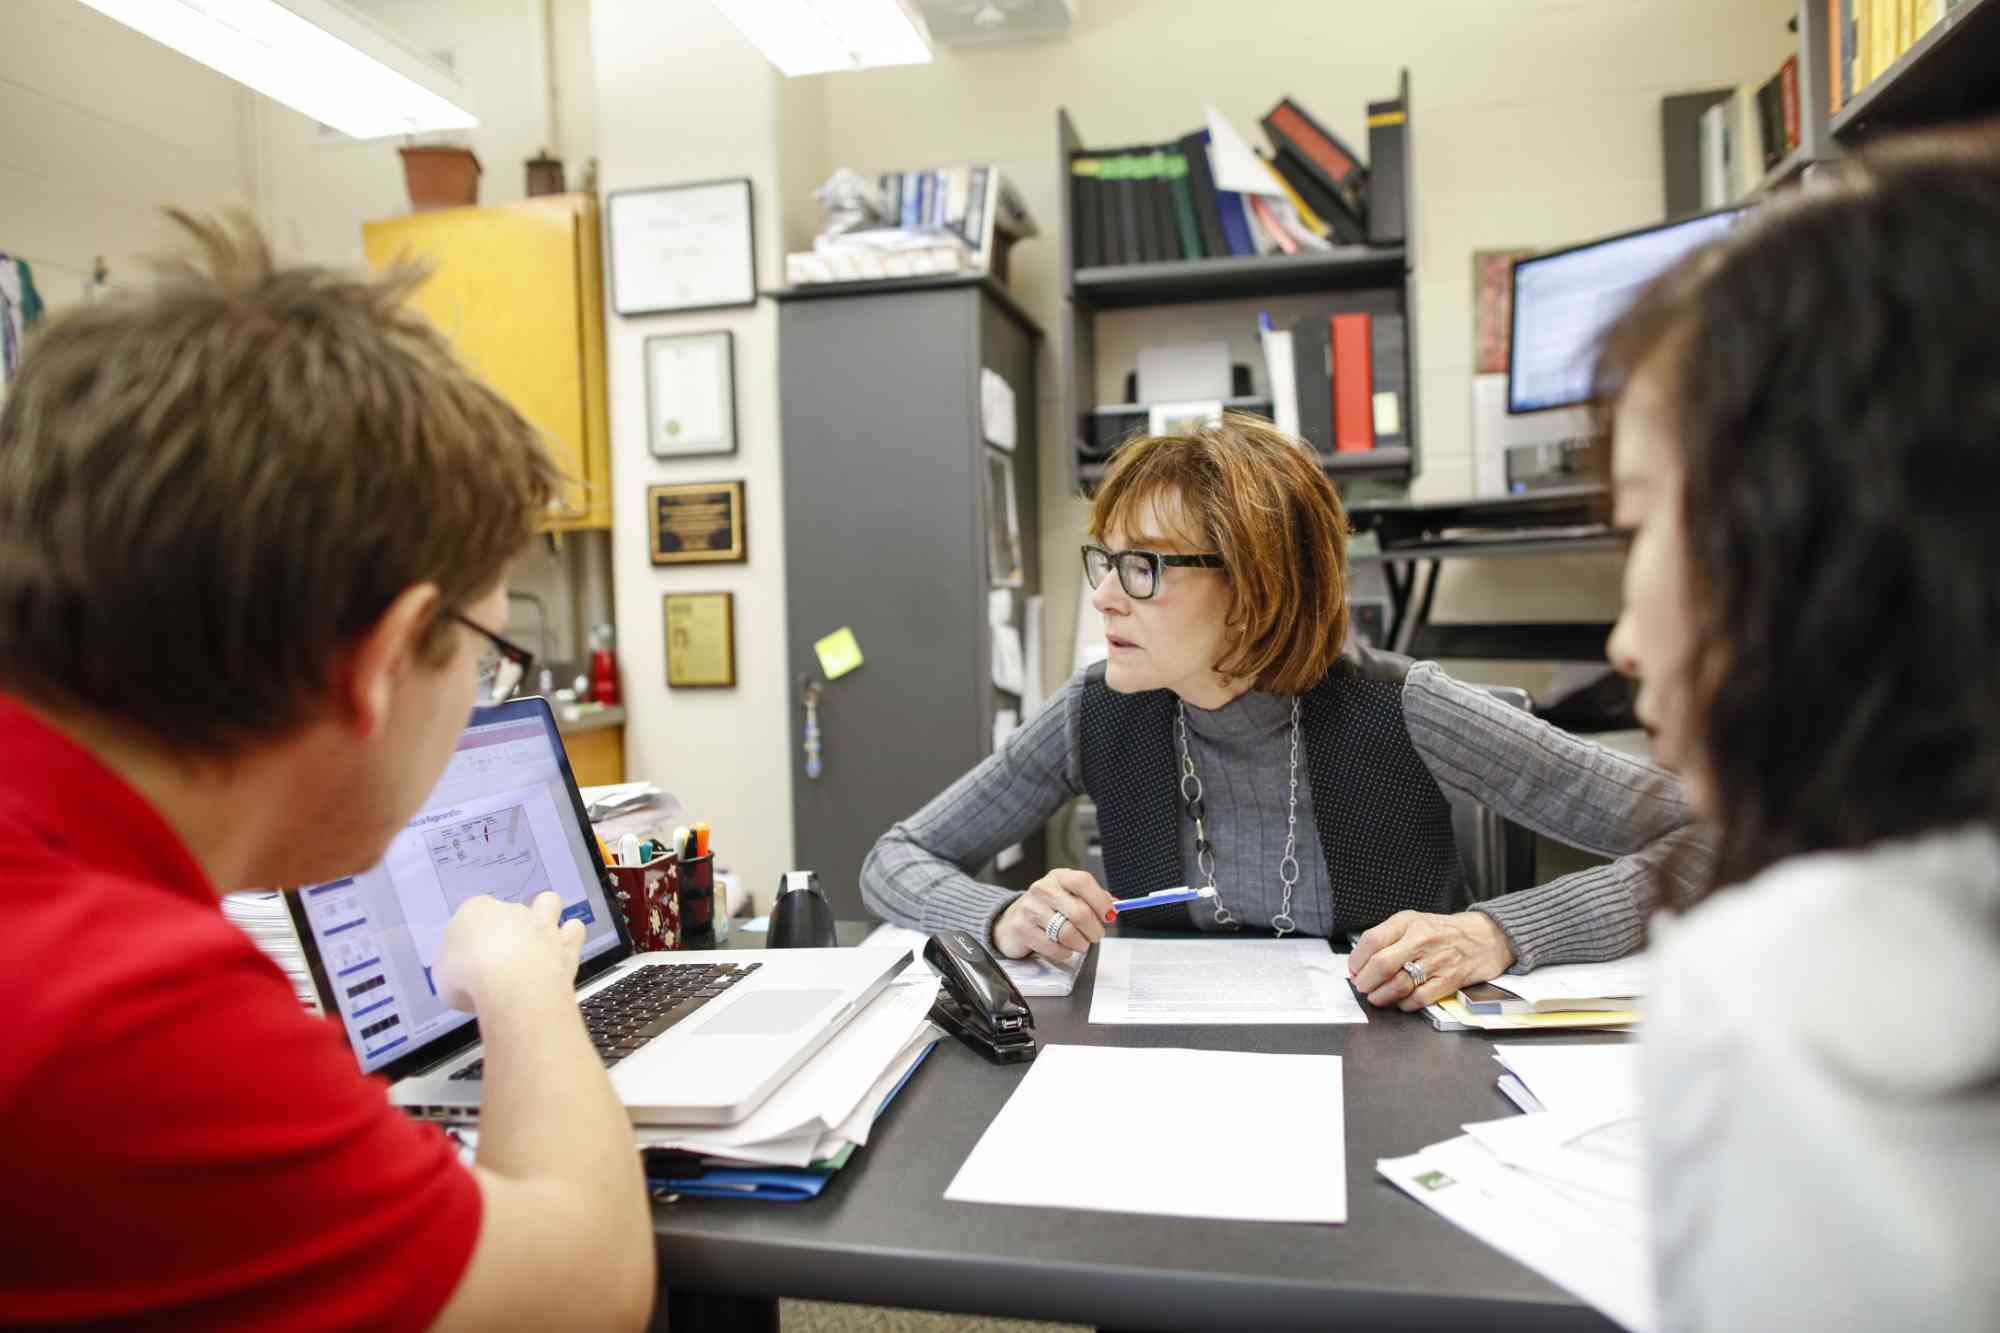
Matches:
[993,868,1117,963]
[1347,910,1515,1011]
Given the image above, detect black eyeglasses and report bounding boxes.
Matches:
[449,611,536,705]
[1082,544,1225,601]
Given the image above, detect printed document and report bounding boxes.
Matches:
[1491,1043,1639,1120]
[862,922,1083,997]
[947,1044,1346,1223]
[1090,937,1366,1024]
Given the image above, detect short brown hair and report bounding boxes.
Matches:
[0,210,560,752]
[1089,414,1349,694]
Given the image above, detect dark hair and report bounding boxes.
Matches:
[1594,121,2000,889]
[1090,413,1350,694]
[0,211,560,753]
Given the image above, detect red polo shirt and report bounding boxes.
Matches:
[0,696,481,1330]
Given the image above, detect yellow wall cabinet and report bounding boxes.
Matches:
[363,194,611,530]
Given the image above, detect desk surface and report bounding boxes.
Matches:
[658,926,1625,1331]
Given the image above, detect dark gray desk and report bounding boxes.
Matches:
[658,925,1621,1331]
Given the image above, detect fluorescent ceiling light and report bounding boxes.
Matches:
[72,0,476,139]
[711,0,934,77]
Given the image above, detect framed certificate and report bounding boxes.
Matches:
[607,178,758,316]
[648,480,747,565]
[664,592,735,689]
[645,331,736,458]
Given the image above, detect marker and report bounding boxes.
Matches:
[617,833,642,868]
[693,821,711,858]
[1107,886,1216,918]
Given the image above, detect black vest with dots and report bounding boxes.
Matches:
[1078,643,1465,936]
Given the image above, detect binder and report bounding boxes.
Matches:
[1136,149,1174,262]
[1366,97,1408,245]
[1162,148,1205,259]
[1332,313,1374,453]
[1068,154,1104,270]
[1262,96,1369,222]
[1178,130,1231,259]
[1289,313,1335,454]
[1369,313,1407,451]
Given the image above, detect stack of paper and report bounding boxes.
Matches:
[862,922,1083,997]
[450,973,943,1202]
[222,891,319,1013]
[1427,957,1646,1032]
[1378,1041,1650,1330]
[638,973,943,1183]
[1379,1110,1652,1332]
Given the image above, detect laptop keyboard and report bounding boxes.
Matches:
[447,961,762,1081]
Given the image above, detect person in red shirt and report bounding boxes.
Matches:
[0,212,653,1331]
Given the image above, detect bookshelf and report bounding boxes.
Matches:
[1827,0,2000,143]
[1058,71,1419,493]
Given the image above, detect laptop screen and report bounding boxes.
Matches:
[293,701,623,1074]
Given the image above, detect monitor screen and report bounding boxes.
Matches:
[1508,208,1745,414]
[293,702,622,1074]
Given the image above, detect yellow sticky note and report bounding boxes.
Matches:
[814,627,864,680]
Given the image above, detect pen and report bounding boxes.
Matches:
[1108,886,1216,918]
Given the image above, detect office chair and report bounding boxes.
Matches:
[1446,684,1538,903]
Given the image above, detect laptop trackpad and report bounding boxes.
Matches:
[695,989,842,1037]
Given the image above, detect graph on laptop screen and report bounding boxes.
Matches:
[295,709,621,1072]
[1508,207,1745,415]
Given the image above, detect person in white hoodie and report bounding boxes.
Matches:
[1596,121,2000,1330]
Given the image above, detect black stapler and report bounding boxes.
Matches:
[925,929,1037,1065]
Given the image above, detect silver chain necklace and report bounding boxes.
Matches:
[1175,695,1302,937]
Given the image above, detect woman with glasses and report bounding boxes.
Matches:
[862,413,1708,1005]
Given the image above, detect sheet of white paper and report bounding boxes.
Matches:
[980,367,1018,451]
[1491,957,1649,1006]
[1491,1044,1639,1120]
[1379,1136,1654,1333]
[1204,105,1285,197]
[1090,937,1367,1024]
[1461,1111,1645,1210]
[947,1045,1346,1222]
[861,922,1082,997]
[829,1030,938,1149]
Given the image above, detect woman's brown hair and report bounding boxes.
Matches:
[1089,413,1349,695]
[1592,121,2000,889]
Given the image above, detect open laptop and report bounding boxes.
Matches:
[286,696,908,1125]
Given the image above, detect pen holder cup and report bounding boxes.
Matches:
[608,858,681,952]
[677,853,717,947]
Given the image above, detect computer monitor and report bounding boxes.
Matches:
[1507,207,1746,414]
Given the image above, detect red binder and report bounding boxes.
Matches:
[1332,313,1374,453]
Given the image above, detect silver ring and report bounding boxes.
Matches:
[1044,910,1068,943]
[1402,959,1427,986]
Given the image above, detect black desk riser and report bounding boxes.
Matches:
[655,923,1623,1332]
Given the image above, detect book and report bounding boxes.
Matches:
[1754,69,1787,170]
[1365,95,1407,245]
[1178,130,1231,260]
[1261,96,1369,222]
[1248,194,1300,254]
[1780,54,1800,153]
[1369,313,1407,452]
[1289,312,1335,454]
[1258,150,1333,238]
[1068,154,1102,269]
[1331,313,1374,452]
[1269,144,1364,243]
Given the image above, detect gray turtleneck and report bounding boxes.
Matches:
[859,661,1710,970]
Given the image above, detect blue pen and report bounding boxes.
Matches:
[1108,885,1216,917]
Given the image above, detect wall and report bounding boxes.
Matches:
[589,0,825,913]
[814,0,1798,692]
[0,0,253,313]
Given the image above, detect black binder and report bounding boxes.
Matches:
[1177,130,1230,260]
[1290,313,1335,455]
